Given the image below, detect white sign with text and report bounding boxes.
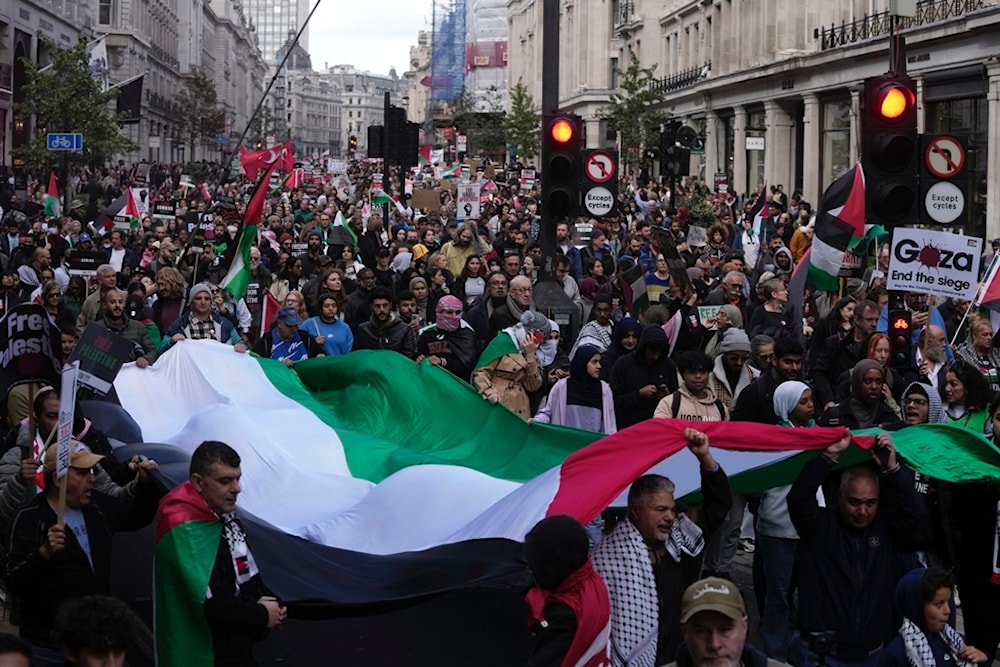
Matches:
[887,227,982,300]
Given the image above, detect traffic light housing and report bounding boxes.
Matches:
[862,73,919,227]
[541,113,583,221]
[888,309,912,370]
[348,135,357,154]
[659,123,690,177]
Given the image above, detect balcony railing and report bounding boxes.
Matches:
[615,2,638,31]
[814,0,986,51]
[650,62,711,94]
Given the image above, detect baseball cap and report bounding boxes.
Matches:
[277,305,303,326]
[78,233,92,243]
[43,441,104,473]
[680,577,746,623]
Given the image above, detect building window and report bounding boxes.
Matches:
[609,57,619,89]
[746,109,766,195]
[99,0,114,24]
[820,98,851,188]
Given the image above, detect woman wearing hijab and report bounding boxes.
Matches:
[757,380,814,661]
[601,317,641,382]
[818,359,903,430]
[408,276,430,324]
[473,311,548,420]
[534,344,616,434]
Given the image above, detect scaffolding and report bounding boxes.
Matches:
[464,0,508,112]
[431,0,466,114]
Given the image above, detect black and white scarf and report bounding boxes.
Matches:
[900,618,973,667]
[222,513,259,594]
[592,515,704,667]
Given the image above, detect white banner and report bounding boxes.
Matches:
[430,149,445,165]
[887,228,982,301]
[130,187,150,215]
[87,38,109,92]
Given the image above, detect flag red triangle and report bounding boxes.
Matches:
[47,171,59,199]
[260,291,282,339]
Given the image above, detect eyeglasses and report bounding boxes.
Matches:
[70,466,97,475]
[511,287,532,293]
[904,397,929,407]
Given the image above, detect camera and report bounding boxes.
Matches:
[807,631,838,659]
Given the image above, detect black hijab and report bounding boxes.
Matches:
[566,344,604,409]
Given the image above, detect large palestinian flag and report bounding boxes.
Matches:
[114,343,1000,661]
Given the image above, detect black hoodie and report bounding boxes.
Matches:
[608,325,679,428]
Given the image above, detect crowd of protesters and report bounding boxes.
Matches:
[0,156,999,667]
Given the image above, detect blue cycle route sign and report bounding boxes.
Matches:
[47,133,84,151]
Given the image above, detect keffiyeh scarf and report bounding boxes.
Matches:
[592,515,704,667]
[900,618,973,667]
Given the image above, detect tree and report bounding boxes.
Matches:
[598,52,670,174]
[504,79,540,164]
[172,69,226,162]
[451,87,506,160]
[12,37,136,174]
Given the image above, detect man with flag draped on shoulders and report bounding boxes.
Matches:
[155,441,286,667]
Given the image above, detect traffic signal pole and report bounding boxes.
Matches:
[539,0,561,266]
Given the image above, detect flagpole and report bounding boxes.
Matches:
[107,71,146,91]
[37,34,109,73]
[224,0,324,174]
[951,253,999,347]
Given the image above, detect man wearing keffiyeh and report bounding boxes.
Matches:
[592,428,733,667]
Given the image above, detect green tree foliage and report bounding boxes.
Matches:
[13,37,136,174]
[173,69,226,162]
[451,86,506,158]
[504,79,540,163]
[598,52,670,173]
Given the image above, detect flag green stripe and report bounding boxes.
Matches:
[475,331,519,370]
[221,223,256,299]
[155,520,222,667]
[259,350,599,484]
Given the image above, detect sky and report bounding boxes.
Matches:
[308,0,432,76]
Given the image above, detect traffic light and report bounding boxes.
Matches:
[348,135,357,154]
[541,113,583,221]
[659,122,690,177]
[888,309,912,370]
[862,73,918,227]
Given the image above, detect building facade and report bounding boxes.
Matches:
[507,0,999,238]
[243,0,310,66]
[405,30,432,126]
[327,64,406,157]
[2,0,93,172]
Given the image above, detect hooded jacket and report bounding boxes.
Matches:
[353,313,417,359]
[608,326,679,428]
[878,568,967,667]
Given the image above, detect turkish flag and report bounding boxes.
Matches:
[239,142,295,180]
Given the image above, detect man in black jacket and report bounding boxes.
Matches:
[788,433,925,667]
[732,333,804,425]
[6,442,158,666]
[353,288,417,359]
[609,325,679,429]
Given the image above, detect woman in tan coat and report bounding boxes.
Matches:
[473,311,549,420]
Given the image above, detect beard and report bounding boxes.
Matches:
[925,347,946,363]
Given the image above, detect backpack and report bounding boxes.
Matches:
[670,390,726,421]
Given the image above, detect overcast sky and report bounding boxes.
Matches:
[309,0,431,76]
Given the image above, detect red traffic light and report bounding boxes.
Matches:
[874,84,915,122]
[551,119,574,143]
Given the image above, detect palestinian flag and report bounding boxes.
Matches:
[976,253,1000,311]
[476,329,520,370]
[418,145,432,165]
[220,161,279,300]
[154,481,221,667]
[372,188,407,216]
[44,171,60,218]
[100,189,141,231]
[747,187,768,244]
[808,164,866,292]
[333,210,358,246]
[439,165,460,179]
[114,344,1000,662]
[259,291,281,338]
